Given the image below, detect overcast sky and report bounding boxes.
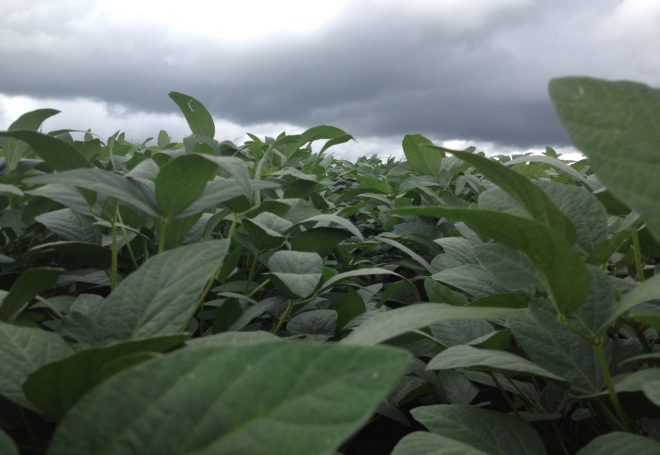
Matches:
[1,0,659,159]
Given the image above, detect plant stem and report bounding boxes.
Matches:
[595,343,632,431]
[271,300,293,334]
[158,219,168,254]
[489,371,521,418]
[245,251,259,293]
[115,210,139,270]
[631,228,645,282]
[110,209,119,290]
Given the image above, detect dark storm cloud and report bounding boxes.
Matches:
[1,0,658,147]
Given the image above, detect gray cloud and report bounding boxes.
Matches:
[1,0,659,148]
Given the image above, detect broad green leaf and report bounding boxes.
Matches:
[0,321,73,408]
[450,150,576,243]
[411,404,546,455]
[23,335,187,419]
[198,155,253,200]
[342,303,518,346]
[0,267,62,322]
[433,237,479,265]
[169,91,215,139]
[186,331,278,347]
[0,184,23,196]
[577,432,660,455]
[536,181,608,255]
[0,428,18,455]
[598,273,660,334]
[0,131,89,171]
[321,267,400,291]
[424,278,469,306]
[291,227,352,256]
[576,266,617,335]
[504,154,592,187]
[301,125,351,143]
[508,302,603,394]
[1,108,60,172]
[91,240,229,344]
[24,168,160,217]
[642,381,660,406]
[49,342,410,455]
[9,108,60,131]
[610,368,660,395]
[430,320,493,347]
[27,184,92,214]
[378,235,432,272]
[402,134,444,176]
[549,77,660,242]
[287,309,337,338]
[155,154,218,217]
[427,345,566,382]
[297,214,364,241]
[396,207,590,314]
[35,208,102,243]
[432,265,509,298]
[243,211,293,250]
[268,251,322,297]
[177,177,245,217]
[391,431,489,455]
[474,243,541,293]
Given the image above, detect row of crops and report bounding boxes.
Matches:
[0,77,658,454]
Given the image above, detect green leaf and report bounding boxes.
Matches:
[402,134,444,176]
[430,320,493,347]
[378,235,432,272]
[0,131,89,171]
[35,208,102,243]
[186,331,278,347]
[576,266,617,335]
[536,181,608,256]
[411,404,546,455]
[642,381,660,407]
[432,265,509,298]
[291,227,352,256]
[577,432,660,455]
[268,251,323,298]
[549,77,660,242]
[297,214,364,241]
[474,243,541,293]
[24,168,160,217]
[321,267,400,291]
[301,125,351,143]
[396,207,590,314]
[0,108,60,173]
[0,184,23,197]
[598,273,660,334]
[0,428,18,455]
[0,267,62,322]
[508,302,603,394]
[427,345,566,382]
[49,342,410,455]
[450,150,576,243]
[169,91,215,139]
[23,334,187,419]
[0,321,73,408]
[155,154,218,217]
[287,309,337,338]
[91,240,229,344]
[342,303,518,346]
[243,211,293,250]
[391,431,489,455]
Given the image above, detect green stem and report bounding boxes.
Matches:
[625,317,653,353]
[184,264,224,334]
[115,210,139,270]
[550,421,571,455]
[253,143,275,205]
[110,209,119,290]
[245,251,259,292]
[595,343,632,431]
[247,278,270,298]
[631,228,645,282]
[271,300,294,334]
[158,219,168,254]
[489,371,521,418]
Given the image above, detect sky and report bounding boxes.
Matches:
[1,0,659,160]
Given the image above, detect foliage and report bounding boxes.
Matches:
[0,79,658,454]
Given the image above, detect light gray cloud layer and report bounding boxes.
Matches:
[1,0,659,149]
